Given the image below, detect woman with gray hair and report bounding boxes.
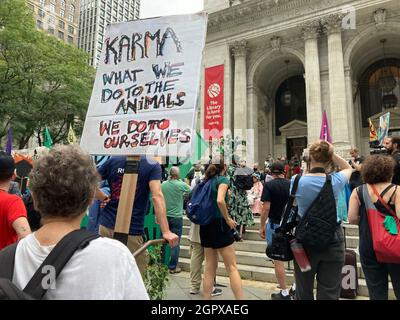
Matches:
[8,145,148,300]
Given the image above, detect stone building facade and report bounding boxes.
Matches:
[27,0,81,46]
[200,0,400,164]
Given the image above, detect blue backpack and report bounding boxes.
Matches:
[186,177,219,225]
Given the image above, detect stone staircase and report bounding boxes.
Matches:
[178,216,395,299]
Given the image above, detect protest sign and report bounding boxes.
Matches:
[80,13,207,158]
[378,112,390,145]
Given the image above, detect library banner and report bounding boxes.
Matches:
[204,65,224,141]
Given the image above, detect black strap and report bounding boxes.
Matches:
[388,186,398,205]
[380,184,395,198]
[280,174,301,231]
[0,242,18,280]
[23,229,100,299]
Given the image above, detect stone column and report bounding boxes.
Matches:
[344,68,356,147]
[302,21,323,144]
[324,14,351,151]
[232,40,248,160]
[247,85,258,165]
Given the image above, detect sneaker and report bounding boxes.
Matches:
[190,288,200,295]
[211,287,223,297]
[168,267,182,274]
[271,291,291,300]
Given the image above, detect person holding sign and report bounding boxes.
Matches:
[95,156,179,276]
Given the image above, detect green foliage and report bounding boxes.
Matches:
[143,245,170,300]
[0,0,94,149]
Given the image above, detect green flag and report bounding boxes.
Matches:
[43,127,53,149]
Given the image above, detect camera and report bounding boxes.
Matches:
[231,228,242,242]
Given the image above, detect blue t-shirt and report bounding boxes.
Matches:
[98,156,162,235]
[290,172,347,223]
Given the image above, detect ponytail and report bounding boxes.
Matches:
[204,156,225,181]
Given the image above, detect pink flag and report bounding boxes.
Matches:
[319,110,332,143]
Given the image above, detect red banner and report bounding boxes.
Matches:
[204,65,224,140]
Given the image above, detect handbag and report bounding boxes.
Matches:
[368,184,400,264]
[266,174,301,261]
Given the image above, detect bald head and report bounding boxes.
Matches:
[169,166,180,179]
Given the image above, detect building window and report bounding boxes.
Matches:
[58,30,64,39]
[59,20,65,29]
[67,36,74,44]
[39,0,45,6]
[68,25,74,34]
[38,9,45,18]
[69,4,75,14]
[60,0,65,8]
[37,20,43,29]
[48,15,55,25]
[60,9,65,17]
[49,3,55,13]
[68,14,74,23]
[48,27,55,35]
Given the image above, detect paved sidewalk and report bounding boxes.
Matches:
[165,271,369,300]
[165,271,283,300]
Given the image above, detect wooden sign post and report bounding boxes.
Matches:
[113,156,140,245]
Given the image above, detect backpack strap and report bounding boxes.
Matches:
[280,174,301,232]
[23,229,100,299]
[0,242,18,280]
[370,184,397,218]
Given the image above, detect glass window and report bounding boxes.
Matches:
[60,9,65,17]
[48,27,55,35]
[69,4,75,14]
[68,14,74,23]
[48,16,55,25]
[68,25,74,34]
[58,30,64,39]
[37,20,43,29]
[38,9,45,18]
[39,0,45,6]
[60,0,65,8]
[49,3,55,13]
[59,20,65,29]
[67,36,74,44]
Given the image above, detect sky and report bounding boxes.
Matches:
[140,0,204,19]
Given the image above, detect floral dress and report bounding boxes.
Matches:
[226,165,255,227]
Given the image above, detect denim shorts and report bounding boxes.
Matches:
[266,222,281,246]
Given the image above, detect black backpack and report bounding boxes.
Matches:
[295,175,339,249]
[0,229,100,300]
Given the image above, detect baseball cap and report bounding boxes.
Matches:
[0,151,15,181]
[252,172,261,180]
[270,162,285,174]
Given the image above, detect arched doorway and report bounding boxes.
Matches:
[344,26,400,153]
[249,51,306,162]
[359,58,400,127]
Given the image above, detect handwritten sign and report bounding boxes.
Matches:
[81,13,207,156]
